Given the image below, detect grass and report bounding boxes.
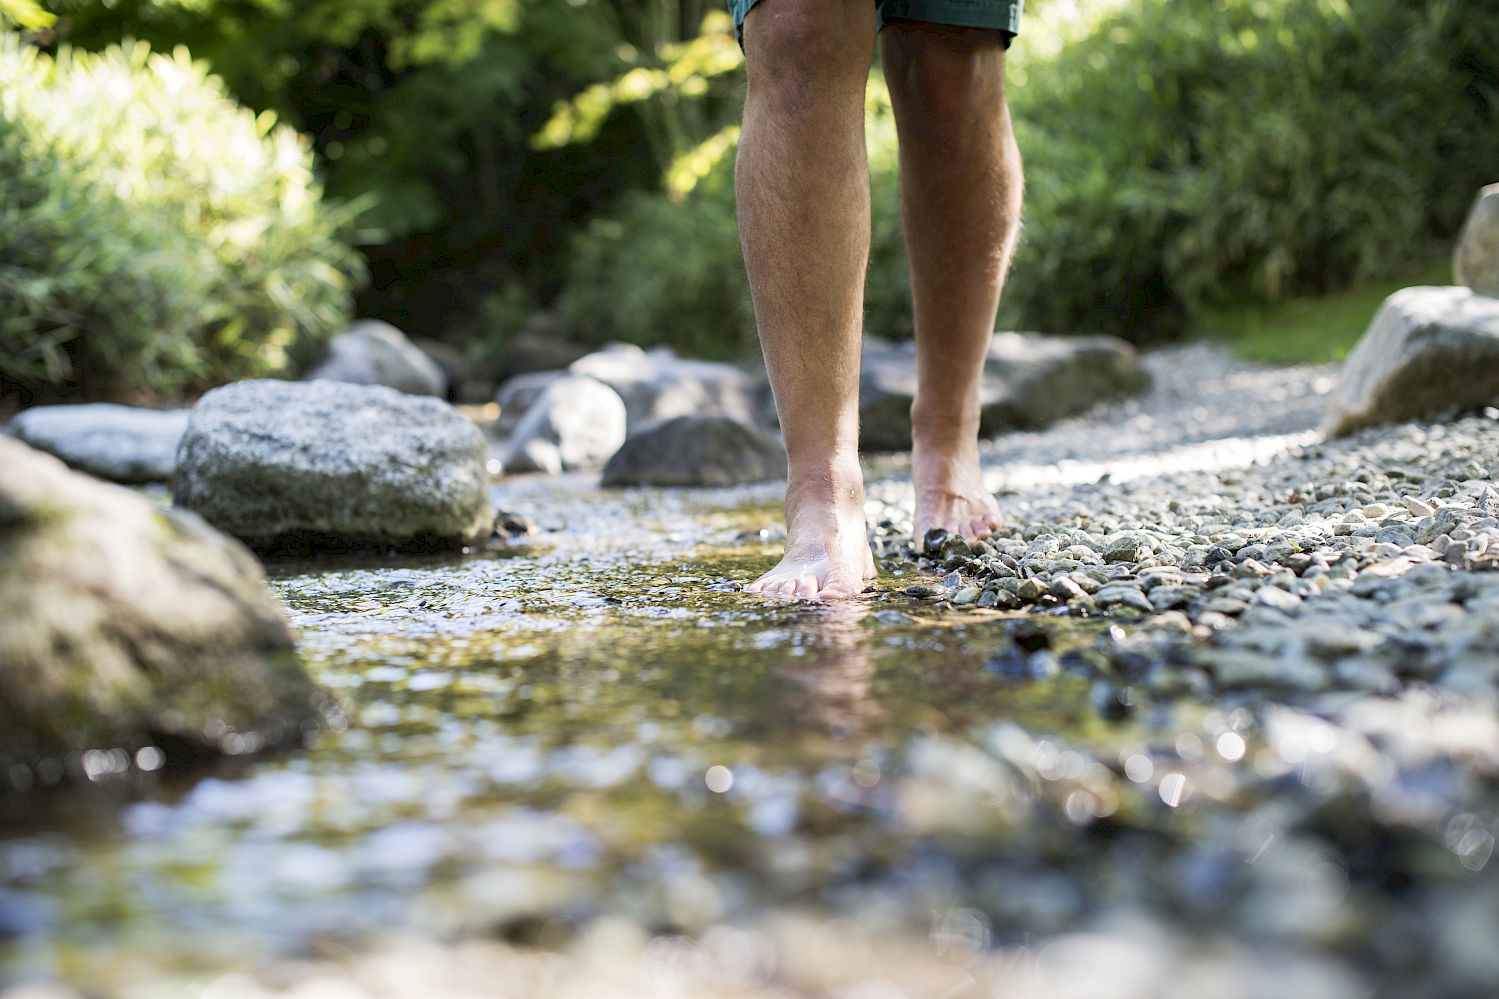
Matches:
[1191,258,1453,365]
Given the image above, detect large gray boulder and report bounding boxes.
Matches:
[860,332,1151,451]
[174,380,493,552]
[305,320,447,397]
[602,415,786,487]
[1326,286,1499,438]
[0,437,321,778]
[9,403,188,483]
[1455,184,1499,298]
[498,375,627,475]
[568,344,760,431]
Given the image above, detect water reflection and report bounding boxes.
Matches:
[774,602,883,739]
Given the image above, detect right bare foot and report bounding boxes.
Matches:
[745,459,877,601]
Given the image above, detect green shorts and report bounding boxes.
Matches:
[731,0,1022,48]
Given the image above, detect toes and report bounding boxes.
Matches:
[749,576,786,599]
[792,576,821,601]
[817,576,857,599]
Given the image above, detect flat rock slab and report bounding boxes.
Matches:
[1326,286,1499,437]
[0,437,320,776]
[602,415,786,487]
[174,379,493,553]
[305,320,447,398]
[1455,183,1499,297]
[860,332,1151,451]
[9,403,188,483]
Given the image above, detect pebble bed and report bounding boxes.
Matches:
[869,345,1499,704]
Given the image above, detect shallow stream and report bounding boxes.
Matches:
[4,436,1498,996]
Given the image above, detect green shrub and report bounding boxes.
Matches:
[0,35,360,400]
[557,181,751,358]
[1004,0,1499,337]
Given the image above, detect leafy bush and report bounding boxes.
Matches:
[49,0,662,343]
[558,182,750,358]
[1003,0,1499,336]
[0,34,360,400]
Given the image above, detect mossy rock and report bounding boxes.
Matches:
[0,438,323,783]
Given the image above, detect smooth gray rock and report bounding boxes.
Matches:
[602,415,786,488]
[0,437,321,775]
[9,403,188,483]
[174,380,492,552]
[568,344,760,432]
[498,375,627,474]
[494,370,565,433]
[860,332,1151,451]
[1326,287,1499,437]
[1455,183,1499,297]
[305,320,447,397]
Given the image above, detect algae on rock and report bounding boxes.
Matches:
[0,438,323,776]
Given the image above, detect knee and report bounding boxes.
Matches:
[882,24,1008,116]
[743,0,874,108]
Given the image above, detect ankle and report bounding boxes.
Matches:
[911,400,982,434]
[785,454,864,512]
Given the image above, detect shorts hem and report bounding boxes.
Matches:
[733,0,1022,49]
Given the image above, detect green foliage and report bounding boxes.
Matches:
[559,184,751,358]
[535,8,744,199]
[32,0,1499,367]
[45,0,637,335]
[0,0,53,29]
[1004,0,1499,337]
[0,34,359,399]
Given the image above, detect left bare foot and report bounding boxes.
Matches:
[911,413,1003,550]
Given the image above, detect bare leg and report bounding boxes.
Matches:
[738,0,878,600]
[881,21,1022,546]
